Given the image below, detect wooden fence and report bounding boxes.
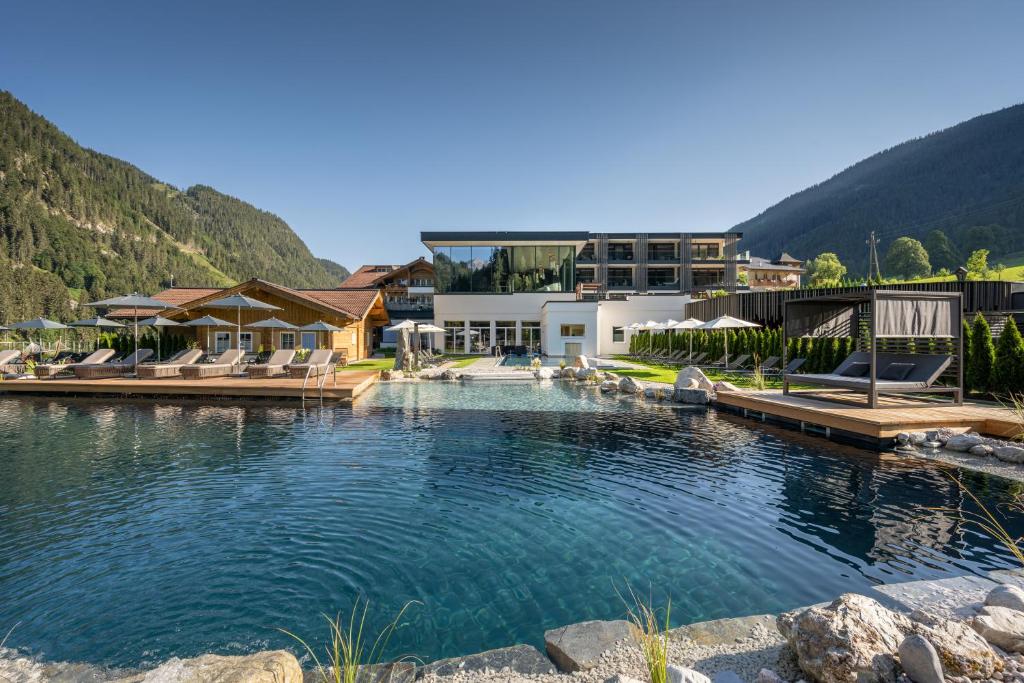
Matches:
[683,281,1021,327]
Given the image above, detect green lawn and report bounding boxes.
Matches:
[610,356,785,389]
[339,355,482,372]
[902,253,1024,284]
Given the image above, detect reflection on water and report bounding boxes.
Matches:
[0,389,1020,669]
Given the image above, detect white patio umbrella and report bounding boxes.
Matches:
[70,316,125,352]
[11,317,69,354]
[204,294,281,371]
[299,320,343,351]
[669,318,704,361]
[245,317,298,354]
[699,315,760,366]
[417,324,446,354]
[182,315,234,355]
[660,319,680,354]
[88,294,178,367]
[139,316,182,361]
[637,320,665,354]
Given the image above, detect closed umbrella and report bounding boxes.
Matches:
[88,294,178,368]
[139,316,182,361]
[11,317,69,355]
[183,315,234,355]
[670,318,704,361]
[699,315,760,366]
[246,317,298,354]
[70,316,125,352]
[204,294,281,372]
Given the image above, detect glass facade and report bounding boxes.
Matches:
[521,321,541,353]
[433,245,576,293]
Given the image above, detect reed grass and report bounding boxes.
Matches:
[280,598,418,683]
[749,356,767,391]
[620,585,671,683]
[999,392,1024,442]
[927,473,1024,568]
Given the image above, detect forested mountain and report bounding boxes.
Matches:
[731,103,1024,274]
[0,91,348,320]
[317,258,351,282]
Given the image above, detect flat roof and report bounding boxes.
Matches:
[421,230,741,248]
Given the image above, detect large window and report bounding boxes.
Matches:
[648,243,677,262]
[444,320,464,353]
[647,268,678,289]
[215,331,231,353]
[608,243,634,261]
[432,245,575,293]
[280,332,295,350]
[469,320,491,353]
[693,268,725,288]
[521,321,541,353]
[239,332,254,352]
[560,324,585,337]
[608,268,633,288]
[691,243,721,259]
[494,321,516,348]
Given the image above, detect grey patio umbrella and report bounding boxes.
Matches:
[87,294,178,367]
[204,294,281,370]
[246,317,298,353]
[139,316,182,361]
[182,315,234,355]
[298,320,342,351]
[12,317,70,355]
[70,316,125,352]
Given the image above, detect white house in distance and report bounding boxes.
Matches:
[421,230,747,357]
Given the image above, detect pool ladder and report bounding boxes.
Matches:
[301,362,337,404]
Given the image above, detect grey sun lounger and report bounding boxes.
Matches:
[703,354,729,368]
[680,352,707,366]
[726,354,751,370]
[34,348,117,379]
[136,349,205,379]
[286,349,335,379]
[784,351,956,406]
[246,349,297,378]
[180,349,246,380]
[74,348,155,379]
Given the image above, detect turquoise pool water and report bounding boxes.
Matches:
[0,383,1020,669]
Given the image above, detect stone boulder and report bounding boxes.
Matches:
[534,367,556,380]
[605,676,645,683]
[573,355,591,370]
[618,377,641,394]
[561,366,576,378]
[995,445,1024,464]
[676,388,712,405]
[778,594,999,683]
[421,644,553,677]
[674,367,714,393]
[986,584,1024,612]
[897,634,943,683]
[667,665,712,683]
[713,381,739,393]
[576,368,598,381]
[544,619,631,672]
[970,444,994,457]
[973,605,1024,652]
[118,651,303,683]
[600,379,618,393]
[945,433,984,452]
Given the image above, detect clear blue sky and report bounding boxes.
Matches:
[3,1,1023,270]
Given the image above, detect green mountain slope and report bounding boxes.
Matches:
[0,91,347,320]
[730,104,1024,274]
[317,258,351,283]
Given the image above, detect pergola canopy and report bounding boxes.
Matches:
[784,290,961,339]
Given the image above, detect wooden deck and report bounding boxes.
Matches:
[0,370,379,402]
[715,389,1018,443]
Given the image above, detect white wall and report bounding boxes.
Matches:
[433,293,576,352]
[595,295,691,355]
[541,302,599,357]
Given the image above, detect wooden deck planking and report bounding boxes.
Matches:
[715,389,1018,440]
[0,370,379,402]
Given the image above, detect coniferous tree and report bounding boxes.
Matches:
[968,313,996,394]
[993,317,1024,394]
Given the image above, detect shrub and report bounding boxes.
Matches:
[993,317,1024,394]
[968,312,995,394]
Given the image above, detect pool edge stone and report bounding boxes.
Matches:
[543,619,632,672]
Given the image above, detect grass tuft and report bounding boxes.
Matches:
[999,392,1024,442]
[280,598,418,683]
[620,585,671,683]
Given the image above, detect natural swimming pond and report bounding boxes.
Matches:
[1,382,1021,669]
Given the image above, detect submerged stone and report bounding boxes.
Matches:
[544,619,631,672]
[116,651,303,683]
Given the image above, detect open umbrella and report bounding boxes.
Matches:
[70,316,125,352]
[88,294,178,368]
[183,315,234,355]
[417,324,446,354]
[637,320,665,355]
[660,319,680,354]
[669,318,704,361]
[204,294,281,371]
[699,315,760,366]
[246,317,298,354]
[139,316,181,361]
[11,317,69,355]
[299,320,343,352]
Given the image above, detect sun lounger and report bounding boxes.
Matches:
[784,351,956,407]
[758,356,780,372]
[0,349,22,372]
[73,349,155,379]
[136,349,205,379]
[34,348,117,379]
[702,354,729,368]
[180,349,246,380]
[726,354,751,370]
[676,352,706,366]
[247,350,296,378]
[287,349,335,379]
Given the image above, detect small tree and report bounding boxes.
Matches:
[969,312,996,394]
[993,317,1024,394]
[924,229,959,272]
[966,249,991,280]
[806,252,847,288]
[884,237,932,280]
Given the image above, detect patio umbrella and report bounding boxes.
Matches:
[183,315,234,355]
[417,324,446,354]
[699,315,761,366]
[88,294,178,367]
[11,317,70,354]
[669,318,704,361]
[299,320,343,351]
[660,319,680,354]
[637,320,665,355]
[204,294,281,371]
[139,316,182,361]
[245,317,298,354]
[70,316,125,352]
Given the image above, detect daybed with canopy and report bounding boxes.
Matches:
[782,290,963,408]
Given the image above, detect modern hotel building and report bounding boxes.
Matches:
[422,231,745,357]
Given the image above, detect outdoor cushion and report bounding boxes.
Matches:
[839,362,870,378]
[879,362,915,381]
